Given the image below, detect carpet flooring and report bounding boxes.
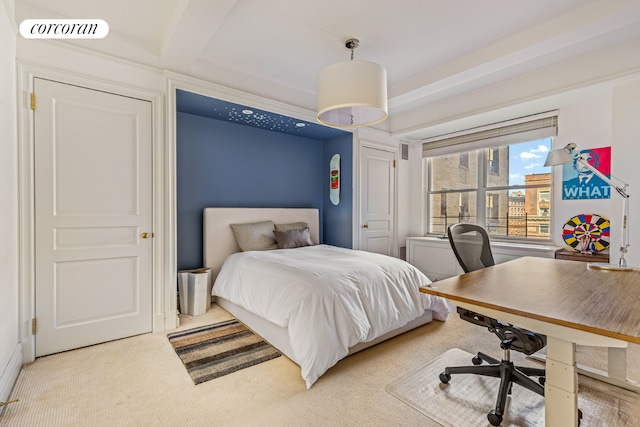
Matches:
[167,318,281,384]
[2,305,639,426]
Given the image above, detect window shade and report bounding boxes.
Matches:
[422,112,558,158]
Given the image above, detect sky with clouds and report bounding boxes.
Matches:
[508,137,552,186]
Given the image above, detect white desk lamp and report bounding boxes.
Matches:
[544,143,633,271]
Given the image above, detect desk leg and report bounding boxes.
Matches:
[545,336,580,427]
[530,345,638,392]
[576,347,639,391]
[608,347,627,381]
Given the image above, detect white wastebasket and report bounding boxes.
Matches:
[178,268,211,316]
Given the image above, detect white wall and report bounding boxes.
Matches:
[397,32,640,258]
[0,0,21,413]
[552,99,613,247]
[15,39,174,362]
[403,85,640,267]
[398,29,640,267]
[612,76,640,267]
[552,88,640,267]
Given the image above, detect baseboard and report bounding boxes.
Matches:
[154,310,179,332]
[0,343,23,416]
[21,335,34,363]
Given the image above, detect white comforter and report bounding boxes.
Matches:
[212,244,450,388]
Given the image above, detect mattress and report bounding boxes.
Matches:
[212,244,450,388]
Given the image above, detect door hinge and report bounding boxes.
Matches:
[30,92,36,110]
[32,318,37,335]
[393,160,396,168]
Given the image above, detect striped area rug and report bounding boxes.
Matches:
[167,319,281,385]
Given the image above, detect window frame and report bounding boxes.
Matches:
[424,140,554,243]
[488,148,500,175]
[459,152,469,169]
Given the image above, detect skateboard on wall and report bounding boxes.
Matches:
[330,153,340,205]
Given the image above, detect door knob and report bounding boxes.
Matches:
[362,224,369,229]
[141,232,149,239]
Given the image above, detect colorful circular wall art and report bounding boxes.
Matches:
[562,214,610,253]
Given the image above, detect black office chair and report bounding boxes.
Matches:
[440,223,548,426]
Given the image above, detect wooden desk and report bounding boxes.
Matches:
[419,256,640,427]
[537,245,633,392]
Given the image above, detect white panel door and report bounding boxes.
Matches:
[359,146,396,256]
[34,78,153,356]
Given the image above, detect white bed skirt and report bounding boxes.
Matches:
[215,296,434,366]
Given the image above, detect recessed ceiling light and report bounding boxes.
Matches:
[242,109,253,115]
[295,123,306,127]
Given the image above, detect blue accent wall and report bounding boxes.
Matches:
[177,112,352,270]
[323,134,353,248]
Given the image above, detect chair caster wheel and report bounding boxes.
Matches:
[488,410,502,426]
[472,356,483,365]
[439,372,451,384]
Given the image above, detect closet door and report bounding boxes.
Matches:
[359,145,396,256]
[34,78,153,356]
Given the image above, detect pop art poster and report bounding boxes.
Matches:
[562,146,611,200]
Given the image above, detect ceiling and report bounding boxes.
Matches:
[176,89,348,140]
[14,0,640,139]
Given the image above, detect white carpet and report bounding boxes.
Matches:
[386,348,544,426]
[3,306,638,427]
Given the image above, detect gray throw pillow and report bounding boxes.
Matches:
[274,221,308,231]
[273,227,314,249]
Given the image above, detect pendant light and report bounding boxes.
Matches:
[317,38,388,128]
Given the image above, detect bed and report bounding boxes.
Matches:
[204,207,450,388]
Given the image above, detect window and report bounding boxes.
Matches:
[486,193,499,228]
[440,193,447,216]
[459,152,469,169]
[488,148,500,175]
[538,190,550,217]
[459,192,470,219]
[422,113,557,241]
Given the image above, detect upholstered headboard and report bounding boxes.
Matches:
[203,207,320,281]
